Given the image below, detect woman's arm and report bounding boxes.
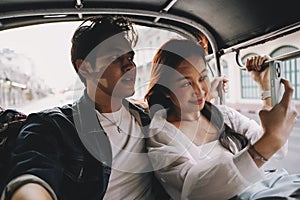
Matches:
[245,56,297,167]
[220,104,289,160]
[245,56,271,107]
[251,79,297,167]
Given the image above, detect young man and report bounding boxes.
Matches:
[1,16,166,200]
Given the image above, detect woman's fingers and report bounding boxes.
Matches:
[257,56,268,71]
[246,55,269,72]
[245,58,252,71]
[279,79,298,122]
[277,78,294,108]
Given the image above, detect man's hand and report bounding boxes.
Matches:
[12,183,53,200]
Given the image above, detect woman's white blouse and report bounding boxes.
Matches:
[147,105,287,200]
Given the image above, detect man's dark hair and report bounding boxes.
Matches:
[71,15,138,84]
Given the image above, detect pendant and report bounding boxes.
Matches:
[117,126,121,133]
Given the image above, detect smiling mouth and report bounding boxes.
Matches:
[190,99,204,105]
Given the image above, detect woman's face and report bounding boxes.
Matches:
[167,55,210,115]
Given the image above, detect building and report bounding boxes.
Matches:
[0,48,49,108]
[220,31,300,112]
[132,26,182,99]
[132,27,300,113]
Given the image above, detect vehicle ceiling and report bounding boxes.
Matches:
[0,0,300,55]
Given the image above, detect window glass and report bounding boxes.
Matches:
[240,53,259,99]
[271,46,299,100]
[0,22,183,113]
[220,30,300,174]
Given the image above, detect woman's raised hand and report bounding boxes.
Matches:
[259,79,297,146]
[246,55,270,91]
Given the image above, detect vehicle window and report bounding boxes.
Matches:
[0,22,182,113]
[131,26,183,100]
[220,30,300,174]
[0,22,80,113]
[1,21,298,175]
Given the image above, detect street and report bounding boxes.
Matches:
[14,93,71,114]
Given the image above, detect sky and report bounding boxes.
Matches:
[0,21,81,92]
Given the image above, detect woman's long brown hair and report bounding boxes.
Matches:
[145,39,248,153]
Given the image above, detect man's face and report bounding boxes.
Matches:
[86,35,136,99]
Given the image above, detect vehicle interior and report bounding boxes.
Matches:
[1,0,300,198]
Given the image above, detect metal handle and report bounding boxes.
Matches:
[235,49,300,70]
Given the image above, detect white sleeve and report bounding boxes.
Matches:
[148,122,264,200]
[182,146,264,200]
[1,174,57,200]
[219,105,288,159]
[218,105,262,144]
[147,126,196,200]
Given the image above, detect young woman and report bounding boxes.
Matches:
[144,39,298,199]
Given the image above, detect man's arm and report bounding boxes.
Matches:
[2,113,63,200]
[11,183,52,200]
[1,174,57,200]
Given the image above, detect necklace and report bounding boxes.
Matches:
[99,107,123,133]
[196,114,217,135]
[196,117,218,159]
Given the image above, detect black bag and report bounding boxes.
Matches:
[0,108,27,182]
